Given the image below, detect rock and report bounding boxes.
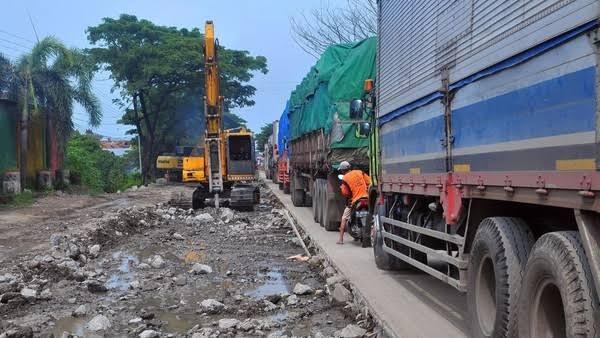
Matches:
[331,283,352,304]
[0,292,22,304]
[89,244,101,257]
[129,280,141,289]
[87,280,108,293]
[266,294,282,304]
[129,317,143,324]
[220,208,235,223]
[308,255,322,267]
[200,299,225,314]
[39,288,52,299]
[191,328,214,338]
[218,318,240,330]
[287,294,299,306]
[72,304,89,317]
[137,263,151,270]
[293,283,313,295]
[326,274,346,287]
[86,314,112,331]
[156,178,167,185]
[173,274,187,286]
[322,266,336,277]
[167,207,176,215]
[263,300,278,312]
[237,319,258,331]
[334,324,367,338]
[139,330,160,338]
[49,233,64,247]
[195,213,214,223]
[172,233,185,240]
[190,263,212,274]
[0,326,33,338]
[19,288,37,299]
[66,242,81,259]
[149,255,165,269]
[267,331,287,338]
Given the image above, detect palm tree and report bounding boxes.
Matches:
[13,37,101,188]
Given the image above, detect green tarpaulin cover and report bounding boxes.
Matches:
[288,37,376,149]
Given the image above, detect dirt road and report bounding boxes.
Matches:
[0,184,371,337]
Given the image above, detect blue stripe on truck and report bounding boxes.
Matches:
[380,113,445,159]
[452,66,596,149]
[378,20,598,127]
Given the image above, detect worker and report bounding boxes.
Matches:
[337,161,370,244]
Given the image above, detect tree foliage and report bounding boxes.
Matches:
[291,0,377,58]
[255,122,273,151]
[65,132,139,193]
[87,15,267,182]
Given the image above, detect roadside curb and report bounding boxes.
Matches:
[264,181,396,338]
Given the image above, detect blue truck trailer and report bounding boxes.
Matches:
[363,1,600,337]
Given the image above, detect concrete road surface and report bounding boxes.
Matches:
[267,180,469,338]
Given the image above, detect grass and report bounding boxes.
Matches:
[0,190,35,208]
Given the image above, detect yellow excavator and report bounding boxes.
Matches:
[190,21,259,209]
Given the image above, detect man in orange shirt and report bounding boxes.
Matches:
[337,161,370,244]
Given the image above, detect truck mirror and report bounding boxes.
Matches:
[349,99,363,119]
[356,122,371,138]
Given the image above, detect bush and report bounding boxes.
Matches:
[65,133,135,193]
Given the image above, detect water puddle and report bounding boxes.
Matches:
[106,251,139,291]
[245,270,289,299]
[52,316,88,337]
[157,312,201,332]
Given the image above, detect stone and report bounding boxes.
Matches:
[172,233,185,240]
[220,208,235,223]
[191,328,214,338]
[263,300,278,312]
[149,255,166,269]
[237,319,258,331]
[72,304,89,317]
[87,280,108,293]
[19,288,37,299]
[190,263,212,274]
[322,266,336,277]
[173,275,187,286]
[267,331,287,338]
[218,318,240,330]
[195,213,214,223]
[129,317,143,324]
[334,324,367,338]
[0,326,33,338]
[293,283,313,295]
[287,294,299,306]
[266,294,282,304]
[129,280,141,289]
[66,242,81,259]
[86,314,112,331]
[89,244,101,257]
[308,255,322,267]
[39,288,52,299]
[331,283,352,304]
[137,263,151,270]
[50,234,64,247]
[200,299,225,314]
[139,330,160,338]
[326,274,346,287]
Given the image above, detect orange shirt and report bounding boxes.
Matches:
[340,170,370,204]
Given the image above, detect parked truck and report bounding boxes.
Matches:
[352,1,600,337]
[277,102,291,194]
[285,38,375,231]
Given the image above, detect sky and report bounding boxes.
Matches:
[0,0,325,139]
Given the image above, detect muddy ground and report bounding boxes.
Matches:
[0,183,373,337]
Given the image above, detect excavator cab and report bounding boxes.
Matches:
[226,132,255,179]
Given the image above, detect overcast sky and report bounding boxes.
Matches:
[0,0,324,138]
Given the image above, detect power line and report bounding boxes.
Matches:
[0,37,32,50]
[0,43,27,53]
[0,29,35,44]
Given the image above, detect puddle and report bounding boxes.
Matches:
[106,251,139,290]
[157,312,201,332]
[245,270,289,299]
[52,316,87,337]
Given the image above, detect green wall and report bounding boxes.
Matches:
[0,99,18,173]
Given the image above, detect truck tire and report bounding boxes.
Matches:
[518,231,598,338]
[291,175,305,207]
[467,217,534,338]
[317,180,325,226]
[312,180,319,222]
[324,194,338,231]
[373,206,406,270]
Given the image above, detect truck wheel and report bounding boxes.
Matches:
[373,207,405,270]
[468,217,534,338]
[317,180,325,226]
[291,175,305,207]
[312,181,319,222]
[518,231,598,338]
[323,195,338,231]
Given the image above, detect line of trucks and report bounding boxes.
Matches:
[266,2,600,337]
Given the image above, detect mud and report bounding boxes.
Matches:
[0,184,372,337]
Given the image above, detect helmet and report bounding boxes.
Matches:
[338,161,351,171]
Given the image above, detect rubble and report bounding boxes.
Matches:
[200,299,225,314]
[218,318,240,330]
[335,324,367,338]
[86,314,112,331]
[293,283,313,295]
[190,263,213,274]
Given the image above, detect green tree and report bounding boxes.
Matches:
[87,15,267,182]
[6,37,101,188]
[255,122,273,151]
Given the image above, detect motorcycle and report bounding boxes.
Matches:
[348,197,370,246]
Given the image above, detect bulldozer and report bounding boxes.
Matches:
[188,21,259,210]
